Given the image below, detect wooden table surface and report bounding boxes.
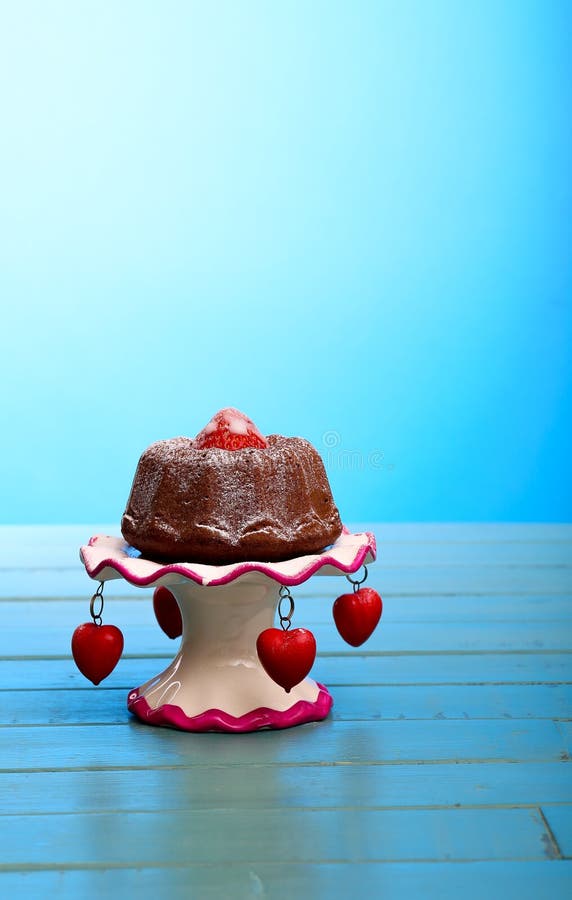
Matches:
[0,523,571,898]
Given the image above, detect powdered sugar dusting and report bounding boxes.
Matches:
[121,433,343,563]
[227,414,249,435]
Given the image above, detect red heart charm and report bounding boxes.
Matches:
[256,627,317,693]
[333,587,382,647]
[153,586,183,639]
[71,622,124,685]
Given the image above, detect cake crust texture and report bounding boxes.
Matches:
[121,433,343,564]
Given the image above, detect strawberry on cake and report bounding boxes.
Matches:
[121,408,343,564]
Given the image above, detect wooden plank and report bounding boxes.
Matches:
[1,523,570,568]
[0,720,567,772]
[329,683,572,721]
[0,570,143,599]
[556,722,572,755]
[2,534,571,568]
[376,595,572,624]
[542,805,572,858]
[1,684,570,727]
[0,525,111,568]
[1,563,570,598]
[1,523,569,893]
[299,593,572,624]
[1,762,571,816]
[398,595,572,624]
[1,619,571,658]
[2,654,570,690]
[379,542,572,565]
[3,594,572,625]
[0,807,556,866]
[1,861,571,900]
[347,523,572,544]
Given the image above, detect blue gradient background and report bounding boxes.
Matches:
[0,1,570,525]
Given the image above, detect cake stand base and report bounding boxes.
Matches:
[126,574,333,732]
[80,529,376,733]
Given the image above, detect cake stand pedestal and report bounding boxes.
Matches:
[80,529,376,733]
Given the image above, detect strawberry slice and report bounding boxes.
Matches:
[194,408,268,450]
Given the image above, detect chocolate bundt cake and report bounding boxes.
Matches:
[121,408,343,564]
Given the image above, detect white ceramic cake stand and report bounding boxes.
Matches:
[80,528,376,733]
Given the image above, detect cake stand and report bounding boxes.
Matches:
[80,529,376,733]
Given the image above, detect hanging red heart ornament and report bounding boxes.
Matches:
[71,622,124,685]
[333,587,382,647]
[256,627,317,693]
[153,586,183,639]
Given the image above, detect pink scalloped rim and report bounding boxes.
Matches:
[80,527,376,588]
[127,683,333,732]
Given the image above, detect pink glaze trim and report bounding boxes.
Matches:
[80,528,376,588]
[127,683,333,732]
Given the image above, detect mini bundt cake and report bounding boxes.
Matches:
[121,408,343,564]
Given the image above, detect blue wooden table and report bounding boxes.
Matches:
[0,524,571,898]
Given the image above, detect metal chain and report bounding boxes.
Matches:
[278,585,295,631]
[345,564,368,594]
[89,582,105,626]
